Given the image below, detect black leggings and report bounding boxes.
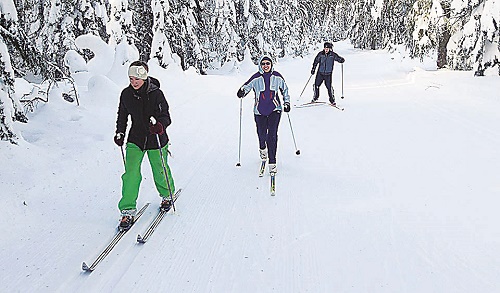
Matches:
[313,73,334,100]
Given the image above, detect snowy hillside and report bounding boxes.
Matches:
[1,41,500,292]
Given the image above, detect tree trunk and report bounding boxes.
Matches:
[437,0,451,69]
[437,29,450,69]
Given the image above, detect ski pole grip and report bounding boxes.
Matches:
[150,116,157,125]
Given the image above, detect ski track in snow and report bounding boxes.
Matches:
[2,44,500,292]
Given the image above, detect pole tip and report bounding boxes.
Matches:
[236,163,241,167]
[296,150,301,155]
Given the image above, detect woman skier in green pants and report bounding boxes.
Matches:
[113,61,175,230]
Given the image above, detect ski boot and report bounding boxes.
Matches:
[119,215,134,230]
[161,197,172,211]
[259,148,268,161]
[269,163,277,174]
[119,209,136,230]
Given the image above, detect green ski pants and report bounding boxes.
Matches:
[118,142,175,211]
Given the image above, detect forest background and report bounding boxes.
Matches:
[0,0,499,144]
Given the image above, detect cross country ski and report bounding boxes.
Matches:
[82,203,150,273]
[137,189,183,243]
[295,101,344,111]
[294,101,327,108]
[259,160,266,177]
[270,172,276,196]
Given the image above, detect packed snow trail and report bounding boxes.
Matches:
[1,42,500,292]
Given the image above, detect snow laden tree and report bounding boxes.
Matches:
[447,0,499,76]
[346,0,410,50]
[200,0,240,69]
[74,0,109,42]
[0,39,19,144]
[73,0,110,62]
[159,0,204,72]
[349,0,377,49]
[290,1,321,54]
[330,0,356,42]
[239,0,308,62]
[129,0,154,61]
[310,0,338,42]
[239,0,267,63]
[36,0,79,74]
[408,0,499,74]
[150,0,175,68]
[376,0,414,49]
[107,0,135,46]
[0,2,28,144]
[268,0,310,58]
[407,0,453,68]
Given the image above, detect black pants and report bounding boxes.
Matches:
[313,73,334,101]
[254,111,281,164]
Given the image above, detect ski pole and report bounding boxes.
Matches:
[299,74,314,98]
[286,113,300,155]
[150,117,176,212]
[341,63,344,99]
[236,98,242,167]
[120,145,126,166]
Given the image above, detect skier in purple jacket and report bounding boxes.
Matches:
[237,56,291,174]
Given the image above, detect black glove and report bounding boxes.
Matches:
[114,132,124,146]
[310,69,315,75]
[283,102,290,112]
[339,57,345,63]
[149,121,164,135]
[237,88,245,98]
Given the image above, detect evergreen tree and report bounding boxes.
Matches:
[201,0,240,69]
[161,0,204,72]
[36,0,79,74]
[130,0,154,61]
[349,0,377,49]
[0,2,25,144]
[407,0,451,67]
[377,0,414,48]
[107,0,134,46]
[150,0,174,68]
[74,0,109,43]
[0,40,18,144]
[331,0,356,42]
[447,0,499,75]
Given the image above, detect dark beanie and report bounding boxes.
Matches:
[261,56,272,64]
[324,42,333,49]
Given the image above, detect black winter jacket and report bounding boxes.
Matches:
[311,51,345,75]
[116,77,171,150]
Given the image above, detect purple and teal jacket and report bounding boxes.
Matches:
[240,56,290,116]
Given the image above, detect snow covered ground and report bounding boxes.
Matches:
[1,41,500,292]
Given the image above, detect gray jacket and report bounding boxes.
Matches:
[312,51,345,75]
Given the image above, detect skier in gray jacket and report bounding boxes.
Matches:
[310,42,345,105]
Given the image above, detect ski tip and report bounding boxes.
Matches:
[137,235,146,243]
[118,227,129,232]
[82,262,93,272]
